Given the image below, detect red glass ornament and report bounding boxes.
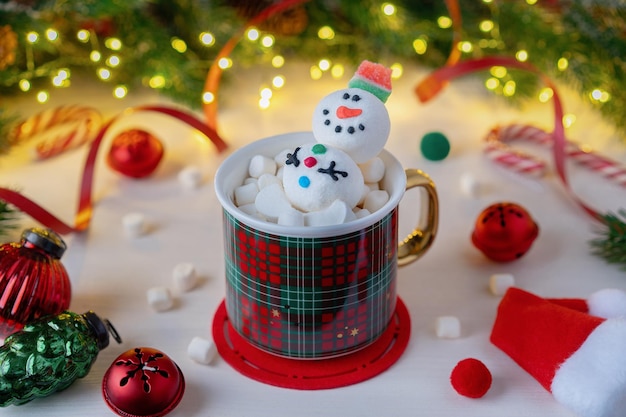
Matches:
[102,347,185,417]
[107,129,164,178]
[0,228,71,337]
[471,202,539,262]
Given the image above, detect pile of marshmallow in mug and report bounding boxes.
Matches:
[233,61,395,227]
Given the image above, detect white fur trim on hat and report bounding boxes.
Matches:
[551,318,626,417]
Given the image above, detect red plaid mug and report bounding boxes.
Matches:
[215,132,438,359]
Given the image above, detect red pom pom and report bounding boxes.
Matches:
[450,358,492,398]
[107,129,164,178]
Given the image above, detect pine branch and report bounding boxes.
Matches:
[590,209,626,269]
[0,199,19,239]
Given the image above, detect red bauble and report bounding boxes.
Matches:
[0,228,71,337]
[107,129,164,178]
[450,358,492,398]
[102,347,185,417]
[471,202,539,262]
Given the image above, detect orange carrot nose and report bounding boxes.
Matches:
[336,105,363,119]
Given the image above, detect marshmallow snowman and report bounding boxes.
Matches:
[312,61,392,163]
[282,143,364,212]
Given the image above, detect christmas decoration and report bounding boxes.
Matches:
[0,199,18,240]
[0,105,227,236]
[450,358,492,399]
[0,1,624,135]
[590,210,626,269]
[484,124,626,188]
[420,131,451,162]
[9,106,103,160]
[0,25,17,70]
[106,128,165,178]
[491,287,626,417]
[102,347,185,417]
[471,202,539,262]
[0,310,121,406]
[0,227,71,337]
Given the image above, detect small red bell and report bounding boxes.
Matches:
[0,227,71,337]
[471,202,539,262]
[102,347,185,417]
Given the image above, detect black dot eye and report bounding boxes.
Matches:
[342,93,350,100]
[335,125,342,133]
[347,126,355,134]
[352,95,361,102]
[358,124,365,131]
[324,119,330,125]
[323,109,329,115]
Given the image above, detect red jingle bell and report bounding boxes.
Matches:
[102,347,185,417]
[471,202,539,262]
[107,129,164,178]
[0,227,71,337]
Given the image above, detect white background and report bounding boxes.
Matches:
[1,61,625,416]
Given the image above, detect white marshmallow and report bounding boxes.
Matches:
[304,199,356,226]
[243,177,257,186]
[353,208,371,219]
[489,273,515,296]
[274,149,291,167]
[248,155,276,178]
[254,183,293,221]
[363,190,389,213]
[234,182,258,206]
[278,209,305,226]
[187,336,217,365]
[276,166,284,180]
[435,316,461,339]
[359,157,385,183]
[122,212,146,237]
[238,203,258,216]
[173,262,198,292]
[460,172,480,197]
[257,173,282,189]
[178,166,203,189]
[312,88,390,163]
[282,143,364,212]
[147,287,174,312]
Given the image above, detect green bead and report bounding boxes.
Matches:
[420,131,450,161]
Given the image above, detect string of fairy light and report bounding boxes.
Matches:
[10,0,613,130]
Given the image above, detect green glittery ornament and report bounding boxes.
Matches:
[420,131,451,161]
[0,310,121,406]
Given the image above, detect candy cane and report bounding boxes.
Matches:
[10,106,103,160]
[485,124,626,188]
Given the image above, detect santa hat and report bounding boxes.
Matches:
[491,287,626,417]
[348,60,392,103]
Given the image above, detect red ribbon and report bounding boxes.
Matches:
[202,0,311,131]
[416,56,603,222]
[0,105,228,235]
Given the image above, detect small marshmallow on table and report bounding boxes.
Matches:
[489,273,515,296]
[122,212,147,237]
[147,287,174,312]
[435,316,461,339]
[173,262,198,292]
[178,166,203,189]
[187,336,217,365]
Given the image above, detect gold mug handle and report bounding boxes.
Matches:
[397,169,439,267]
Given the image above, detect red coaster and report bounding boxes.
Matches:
[211,297,411,390]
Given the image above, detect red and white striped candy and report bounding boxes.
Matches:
[10,105,103,160]
[485,124,626,188]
